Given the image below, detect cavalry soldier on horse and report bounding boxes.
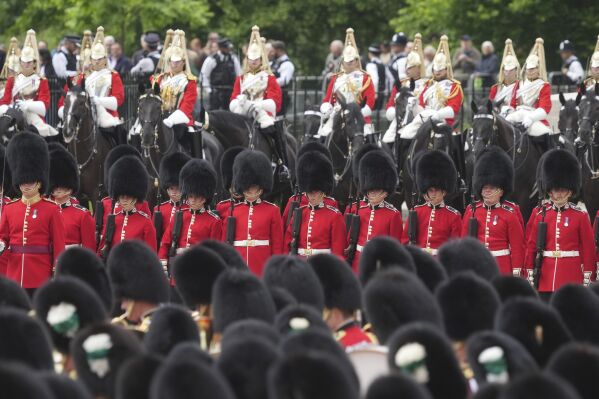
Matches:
[229,26,289,180]
[583,35,599,90]
[320,28,376,141]
[0,30,58,139]
[505,38,556,150]
[489,39,520,117]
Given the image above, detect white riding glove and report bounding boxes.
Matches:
[521,116,533,129]
[432,106,454,122]
[58,106,64,120]
[92,96,118,111]
[163,109,190,128]
[320,102,333,118]
[385,106,396,122]
[361,104,372,118]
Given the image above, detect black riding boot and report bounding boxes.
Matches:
[173,124,192,153]
[263,124,290,182]
[190,129,204,159]
[551,134,562,149]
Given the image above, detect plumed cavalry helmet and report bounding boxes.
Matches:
[524,37,548,81]
[20,29,40,72]
[342,28,361,68]
[590,35,599,70]
[432,35,453,78]
[91,26,107,60]
[244,25,271,73]
[79,30,93,72]
[499,38,520,82]
[0,37,20,78]
[406,33,426,77]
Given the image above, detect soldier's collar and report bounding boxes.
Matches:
[551,202,570,211]
[123,208,137,216]
[308,202,325,210]
[244,198,262,206]
[336,318,358,332]
[190,208,205,215]
[483,202,501,210]
[427,201,445,209]
[60,199,72,209]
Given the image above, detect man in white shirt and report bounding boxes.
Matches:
[559,40,584,85]
[52,35,80,80]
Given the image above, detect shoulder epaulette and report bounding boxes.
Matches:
[451,78,462,85]
[415,203,426,209]
[42,198,57,205]
[137,210,150,219]
[501,204,514,213]
[5,198,20,205]
[207,210,220,219]
[187,74,197,81]
[569,203,585,212]
[503,200,518,208]
[383,202,399,211]
[326,205,341,214]
[72,204,91,213]
[217,199,229,205]
[445,205,460,215]
[263,200,278,207]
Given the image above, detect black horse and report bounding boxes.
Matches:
[470,98,544,221]
[303,102,322,141]
[0,106,26,143]
[62,78,113,208]
[576,84,599,220]
[203,109,297,203]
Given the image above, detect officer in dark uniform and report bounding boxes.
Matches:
[201,38,240,111]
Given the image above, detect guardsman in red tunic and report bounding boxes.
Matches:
[525,150,595,296]
[489,39,520,117]
[402,150,461,253]
[47,143,95,251]
[98,156,157,258]
[462,147,525,276]
[351,150,402,273]
[229,26,288,178]
[215,146,245,220]
[506,38,555,149]
[320,28,376,139]
[153,152,191,244]
[159,159,222,268]
[284,151,346,259]
[0,133,65,294]
[0,30,57,138]
[58,27,126,143]
[0,145,12,276]
[225,150,284,276]
[309,253,374,349]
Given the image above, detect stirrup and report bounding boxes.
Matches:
[278,164,291,181]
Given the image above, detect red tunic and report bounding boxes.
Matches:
[335,320,374,349]
[462,201,525,276]
[57,71,124,118]
[418,79,463,127]
[344,199,368,216]
[282,194,339,229]
[225,200,284,276]
[230,73,282,114]
[284,203,347,259]
[97,209,157,254]
[488,81,520,109]
[401,203,462,254]
[0,196,12,276]
[59,199,96,251]
[0,198,65,288]
[215,199,239,221]
[152,73,198,125]
[516,81,551,126]
[525,203,595,292]
[99,197,151,233]
[351,202,403,274]
[323,72,376,123]
[153,200,188,240]
[0,76,51,121]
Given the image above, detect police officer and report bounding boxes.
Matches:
[201,38,241,110]
[559,40,584,85]
[52,35,80,81]
[365,43,393,111]
[270,40,295,117]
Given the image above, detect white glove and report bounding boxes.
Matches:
[163,118,174,128]
[512,268,521,278]
[237,94,247,106]
[526,269,535,287]
[419,109,435,119]
[257,99,276,115]
[583,272,592,287]
[521,116,533,129]
[92,96,118,111]
[58,106,64,120]
[163,109,190,128]
[320,102,333,116]
[385,107,396,122]
[15,100,28,111]
[0,104,7,115]
[432,106,454,121]
[361,104,372,118]
[529,107,548,123]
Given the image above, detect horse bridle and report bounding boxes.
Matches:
[326,108,360,183]
[138,93,163,149]
[65,91,98,172]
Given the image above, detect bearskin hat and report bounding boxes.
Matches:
[541,149,581,194]
[466,331,538,388]
[48,142,79,194]
[363,268,443,344]
[0,275,32,311]
[212,269,276,333]
[491,275,539,303]
[107,241,169,304]
[387,322,467,399]
[33,277,108,354]
[547,342,599,399]
[220,146,245,192]
[143,305,199,356]
[167,342,213,366]
[232,150,273,193]
[359,149,398,195]
[473,146,514,199]
[0,307,54,370]
[39,371,93,399]
[199,239,248,270]
[268,352,359,399]
[366,374,434,399]
[436,273,500,342]
[108,155,148,201]
[0,363,54,399]
[498,372,581,399]
[115,353,163,399]
[404,245,448,292]
[7,132,49,192]
[172,245,227,307]
[438,237,500,281]
[55,246,113,311]
[308,253,361,314]
[0,144,12,194]
[297,151,334,194]
[71,323,143,399]
[268,286,298,312]
[221,319,281,349]
[179,159,217,203]
[263,255,325,311]
[217,336,281,399]
[159,152,190,190]
[150,354,236,399]
[298,140,332,160]
[495,297,572,366]
[103,144,141,189]
[550,284,599,344]
[415,150,457,194]
[274,303,329,336]
[352,143,379,185]
[359,236,416,286]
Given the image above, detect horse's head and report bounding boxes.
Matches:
[137,82,163,148]
[558,91,582,144]
[63,78,90,143]
[578,83,599,146]
[394,79,416,126]
[0,106,25,140]
[337,101,365,148]
[303,100,321,138]
[470,98,497,156]
[431,120,453,152]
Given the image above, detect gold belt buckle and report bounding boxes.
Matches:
[304,248,312,256]
[425,247,433,254]
[552,250,561,258]
[247,240,255,247]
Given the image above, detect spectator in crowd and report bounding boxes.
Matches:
[38,49,56,78]
[424,45,436,77]
[366,43,394,110]
[201,38,241,111]
[475,40,499,88]
[109,42,132,76]
[204,32,220,55]
[52,35,80,80]
[321,39,343,80]
[131,33,147,66]
[265,41,275,62]
[37,40,48,51]
[406,40,414,53]
[452,34,481,86]
[104,35,115,55]
[559,39,584,85]
[388,32,408,83]
[189,37,207,71]
[130,32,161,78]
[271,40,295,116]
[380,41,391,64]
[0,44,5,74]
